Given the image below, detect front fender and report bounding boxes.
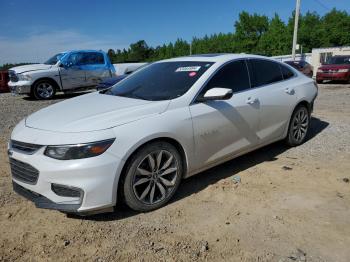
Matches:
[29,68,62,90]
[109,106,195,176]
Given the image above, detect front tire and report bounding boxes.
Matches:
[122,142,183,212]
[286,105,310,146]
[32,80,56,100]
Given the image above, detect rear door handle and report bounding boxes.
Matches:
[285,87,294,94]
[246,97,258,105]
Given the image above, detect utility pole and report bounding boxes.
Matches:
[190,42,192,55]
[292,0,301,61]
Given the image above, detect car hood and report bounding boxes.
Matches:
[10,64,53,74]
[319,64,350,70]
[25,92,170,132]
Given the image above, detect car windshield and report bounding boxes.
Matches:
[328,56,350,65]
[102,61,214,101]
[44,53,66,65]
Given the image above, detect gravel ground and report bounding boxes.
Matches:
[0,85,350,261]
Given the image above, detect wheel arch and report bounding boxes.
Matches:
[283,99,311,138]
[115,136,189,204]
[295,100,312,113]
[31,77,60,92]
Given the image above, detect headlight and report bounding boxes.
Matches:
[317,69,323,73]
[17,74,32,81]
[44,139,115,160]
[338,69,350,73]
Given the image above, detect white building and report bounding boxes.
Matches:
[272,53,312,63]
[272,46,350,77]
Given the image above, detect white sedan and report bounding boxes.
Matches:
[9,54,318,215]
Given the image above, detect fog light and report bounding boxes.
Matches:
[51,184,83,198]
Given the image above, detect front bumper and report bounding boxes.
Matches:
[316,72,350,81]
[13,182,81,212]
[9,139,125,214]
[8,80,32,94]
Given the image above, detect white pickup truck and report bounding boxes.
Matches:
[8,50,115,99]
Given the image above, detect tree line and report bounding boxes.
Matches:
[1,9,349,69]
[108,9,350,63]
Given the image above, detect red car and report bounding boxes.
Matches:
[316,55,350,84]
[0,71,10,93]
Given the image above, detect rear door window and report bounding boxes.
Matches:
[280,64,295,80]
[201,60,250,95]
[247,59,283,88]
[80,52,105,65]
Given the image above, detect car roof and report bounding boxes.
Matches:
[62,49,105,54]
[159,53,277,63]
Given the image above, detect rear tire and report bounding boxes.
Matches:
[32,79,56,100]
[122,142,183,212]
[286,105,310,147]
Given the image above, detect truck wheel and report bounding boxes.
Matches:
[32,80,56,100]
[316,79,323,84]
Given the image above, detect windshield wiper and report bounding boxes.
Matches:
[129,93,149,101]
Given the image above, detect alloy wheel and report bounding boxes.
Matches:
[132,150,179,205]
[36,82,54,99]
[291,108,309,143]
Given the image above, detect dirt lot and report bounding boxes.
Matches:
[0,85,350,262]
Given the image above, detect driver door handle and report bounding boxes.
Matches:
[285,87,295,94]
[246,97,258,105]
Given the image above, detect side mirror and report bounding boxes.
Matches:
[197,87,233,102]
[59,61,75,69]
[59,62,70,68]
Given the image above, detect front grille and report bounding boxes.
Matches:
[8,70,18,82]
[9,158,39,184]
[10,140,43,155]
[323,69,338,73]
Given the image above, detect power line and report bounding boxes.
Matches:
[312,0,331,11]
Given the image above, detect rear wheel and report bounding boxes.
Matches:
[286,105,310,146]
[122,142,183,212]
[32,80,56,100]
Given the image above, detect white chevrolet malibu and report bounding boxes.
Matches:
[9,54,317,215]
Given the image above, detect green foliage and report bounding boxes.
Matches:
[257,14,291,56]
[321,9,350,47]
[297,12,323,53]
[234,11,269,53]
[4,9,348,67]
[106,9,349,64]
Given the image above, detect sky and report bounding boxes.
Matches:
[0,0,349,65]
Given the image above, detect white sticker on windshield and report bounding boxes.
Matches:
[175,66,201,72]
